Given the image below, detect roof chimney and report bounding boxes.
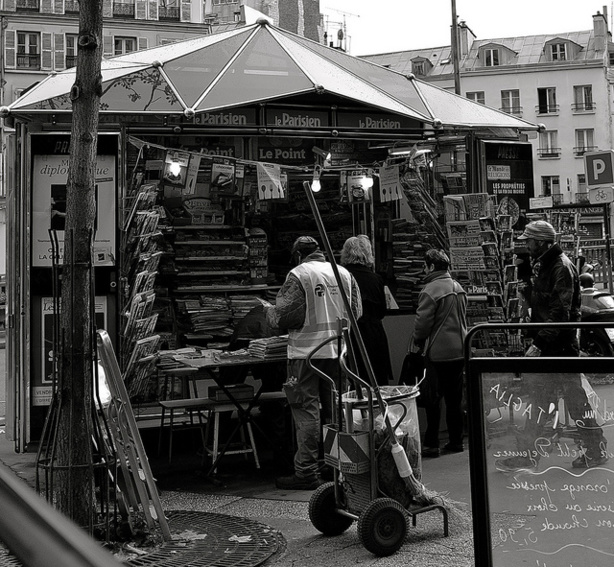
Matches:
[593,8,608,52]
[458,21,476,58]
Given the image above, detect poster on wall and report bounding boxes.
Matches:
[482,140,534,231]
[31,154,116,267]
[32,296,108,406]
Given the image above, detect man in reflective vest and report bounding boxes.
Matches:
[266,236,362,490]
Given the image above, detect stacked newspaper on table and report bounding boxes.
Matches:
[248,335,288,359]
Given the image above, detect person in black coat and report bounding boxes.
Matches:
[341,235,393,386]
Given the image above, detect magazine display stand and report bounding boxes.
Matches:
[444,193,523,355]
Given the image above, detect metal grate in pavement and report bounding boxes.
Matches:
[126,511,285,567]
[0,511,285,567]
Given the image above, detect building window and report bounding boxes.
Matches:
[66,34,78,69]
[17,32,40,69]
[577,173,587,194]
[484,48,499,67]
[159,0,180,20]
[574,129,596,156]
[550,43,567,61]
[466,91,485,104]
[537,87,558,114]
[538,131,560,158]
[412,61,425,76]
[114,37,136,55]
[212,0,239,4]
[572,85,594,112]
[541,175,560,196]
[500,89,521,114]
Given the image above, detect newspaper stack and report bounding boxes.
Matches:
[248,335,288,359]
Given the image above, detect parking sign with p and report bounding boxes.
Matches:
[585,150,614,186]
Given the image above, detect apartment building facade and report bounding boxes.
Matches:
[364,8,614,205]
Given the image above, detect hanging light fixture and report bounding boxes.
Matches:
[311,164,322,193]
[168,152,181,176]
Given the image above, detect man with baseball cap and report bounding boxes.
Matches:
[266,235,362,489]
[497,220,607,471]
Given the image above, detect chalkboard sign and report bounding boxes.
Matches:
[474,367,614,566]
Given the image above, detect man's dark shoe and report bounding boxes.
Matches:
[318,464,335,481]
[421,446,440,458]
[275,474,322,490]
[572,453,609,469]
[444,443,464,453]
[495,456,537,472]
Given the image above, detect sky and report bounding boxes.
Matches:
[320,0,613,56]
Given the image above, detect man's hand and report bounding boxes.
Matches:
[525,344,541,357]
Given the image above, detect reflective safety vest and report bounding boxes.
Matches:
[288,261,353,359]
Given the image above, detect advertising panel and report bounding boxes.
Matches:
[31,154,116,266]
[32,296,108,406]
[482,141,534,230]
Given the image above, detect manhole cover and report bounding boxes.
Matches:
[0,511,285,567]
[127,511,285,567]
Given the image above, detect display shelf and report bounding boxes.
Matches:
[175,256,248,261]
[172,224,234,230]
[175,270,250,277]
[174,240,246,245]
[175,284,281,293]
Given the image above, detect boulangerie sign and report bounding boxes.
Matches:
[256,162,285,199]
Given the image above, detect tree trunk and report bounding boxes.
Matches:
[55,0,103,530]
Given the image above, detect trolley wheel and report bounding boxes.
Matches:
[308,482,353,536]
[357,497,408,556]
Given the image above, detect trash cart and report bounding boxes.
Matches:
[307,335,449,557]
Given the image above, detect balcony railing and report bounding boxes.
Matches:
[535,104,560,115]
[537,147,561,158]
[113,2,135,17]
[551,194,564,205]
[499,106,523,116]
[574,145,598,156]
[16,0,39,9]
[16,53,40,69]
[159,6,180,20]
[575,193,591,204]
[572,102,596,113]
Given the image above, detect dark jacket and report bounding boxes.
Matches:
[344,264,393,385]
[413,271,467,362]
[528,243,581,355]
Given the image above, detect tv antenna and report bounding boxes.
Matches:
[322,7,360,52]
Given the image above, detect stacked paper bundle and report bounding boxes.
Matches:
[248,335,288,359]
[229,295,265,324]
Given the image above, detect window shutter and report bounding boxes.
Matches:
[41,32,53,70]
[55,33,65,70]
[180,0,191,22]
[4,29,15,69]
[103,35,113,58]
[40,0,53,13]
[148,0,158,20]
[138,37,148,51]
[136,0,147,19]
[3,0,16,11]
[102,0,113,17]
